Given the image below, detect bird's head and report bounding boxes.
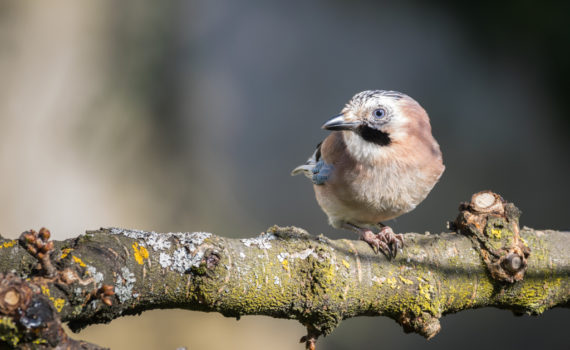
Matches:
[322,90,426,147]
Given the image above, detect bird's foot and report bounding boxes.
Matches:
[359,226,404,258]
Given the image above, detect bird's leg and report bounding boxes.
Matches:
[343,223,404,258]
[376,223,404,258]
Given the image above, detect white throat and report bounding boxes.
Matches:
[342,131,384,164]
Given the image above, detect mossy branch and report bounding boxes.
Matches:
[0,192,568,349]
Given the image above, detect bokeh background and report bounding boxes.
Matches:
[1,1,568,349]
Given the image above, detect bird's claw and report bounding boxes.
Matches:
[359,226,404,258]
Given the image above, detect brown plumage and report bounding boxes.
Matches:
[292,90,444,257]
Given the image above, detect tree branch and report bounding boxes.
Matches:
[0,192,568,349]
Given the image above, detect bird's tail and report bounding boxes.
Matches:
[292,141,321,179]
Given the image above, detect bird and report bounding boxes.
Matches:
[292,90,444,258]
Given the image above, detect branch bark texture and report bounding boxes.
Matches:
[0,192,568,349]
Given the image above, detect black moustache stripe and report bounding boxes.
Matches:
[358,125,391,146]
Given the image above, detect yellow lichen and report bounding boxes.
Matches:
[41,285,50,296]
[132,242,149,265]
[342,260,350,269]
[60,248,72,259]
[0,316,20,346]
[281,259,289,271]
[51,298,65,312]
[40,285,66,312]
[386,277,397,289]
[490,228,502,239]
[399,276,414,285]
[315,257,336,289]
[512,276,562,313]
[0,240,16,249]
[419,284,431,301]
[72,255,86,267]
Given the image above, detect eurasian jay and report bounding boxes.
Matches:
[292,90,444,258]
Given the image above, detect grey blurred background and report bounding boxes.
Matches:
[0,1,568,349]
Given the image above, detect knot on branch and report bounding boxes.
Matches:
[0,274,33,317]
[85,284,115,307]
[19,228,56,277]
[300,325,320,350]
[0,273,63,347]
[398,311,441,340]
[0,273,107,349]
[454,191,530,283]
[268,225,312,240]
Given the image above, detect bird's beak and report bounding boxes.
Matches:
[322,113,360,131]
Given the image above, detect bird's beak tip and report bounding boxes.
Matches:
[322,113,358,131]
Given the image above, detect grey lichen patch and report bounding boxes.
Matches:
[110,227,214,275]
[171,232,212,251]
[241,233,276,249]
[110,228,171,251]
[277,248,318,271]
[159,252,172,268]
[372,276,387,285]
[115,267,136,303]
[109,228,211,252]
[86,265,104,287]
[171,248,205,274]
[291,248,316,260]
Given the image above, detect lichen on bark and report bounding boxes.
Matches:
[0,192,568,349]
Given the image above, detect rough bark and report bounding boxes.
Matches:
[0,192,568,349]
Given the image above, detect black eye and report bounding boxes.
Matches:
[373,108,386,118]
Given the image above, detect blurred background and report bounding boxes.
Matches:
[0,0,568,349]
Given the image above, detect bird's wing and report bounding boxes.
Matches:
[291,142,333,185]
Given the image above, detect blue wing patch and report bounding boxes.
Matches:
[312,159,333,185]
[292,141,333,185]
